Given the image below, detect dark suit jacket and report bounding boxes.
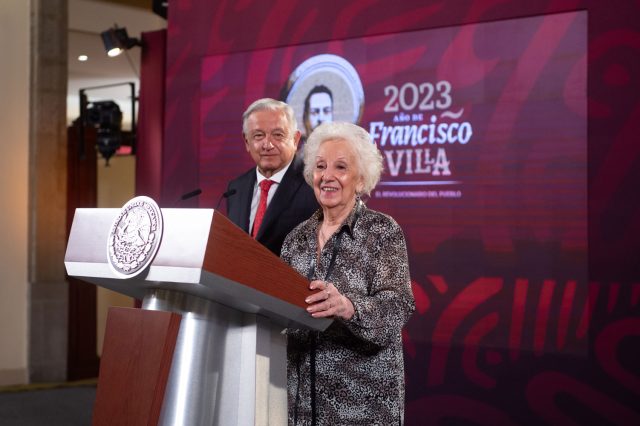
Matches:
[226,155,319,256]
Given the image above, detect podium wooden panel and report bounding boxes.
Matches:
[92,308,181,426]
[65,206,330,425]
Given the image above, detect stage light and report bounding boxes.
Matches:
[100,26,142,58]
[85,100,123,165]
[78,82,137,162]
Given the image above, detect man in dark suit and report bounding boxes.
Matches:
[226,98,318,256]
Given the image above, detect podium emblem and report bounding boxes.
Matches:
[107,196,163,278]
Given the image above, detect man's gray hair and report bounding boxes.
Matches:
[242,98,298,135]
[303,122,383,196]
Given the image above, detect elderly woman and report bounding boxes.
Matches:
[280,122,415,425]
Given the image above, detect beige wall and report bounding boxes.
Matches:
[0,0,136,385]
[0,0,30,385]
[96,154,135,355]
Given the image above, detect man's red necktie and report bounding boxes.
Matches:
[252,179,274,238]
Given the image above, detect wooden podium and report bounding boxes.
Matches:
[64,206,330,425]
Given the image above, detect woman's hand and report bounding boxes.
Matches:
[305,280,355,320]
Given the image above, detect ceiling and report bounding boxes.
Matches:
[67,0,166,126]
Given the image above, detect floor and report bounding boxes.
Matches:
[0,382,96,426]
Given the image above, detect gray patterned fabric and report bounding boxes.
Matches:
[281,200,415,425]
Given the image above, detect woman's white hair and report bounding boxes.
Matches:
[303,122,383,195]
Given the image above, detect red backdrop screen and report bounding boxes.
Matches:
[198,11,588,368]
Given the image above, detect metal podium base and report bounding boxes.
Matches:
[142,288,287,425]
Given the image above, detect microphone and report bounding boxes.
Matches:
[180,188,202,200]
[216,188,236,210]
[174,188,202,206]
